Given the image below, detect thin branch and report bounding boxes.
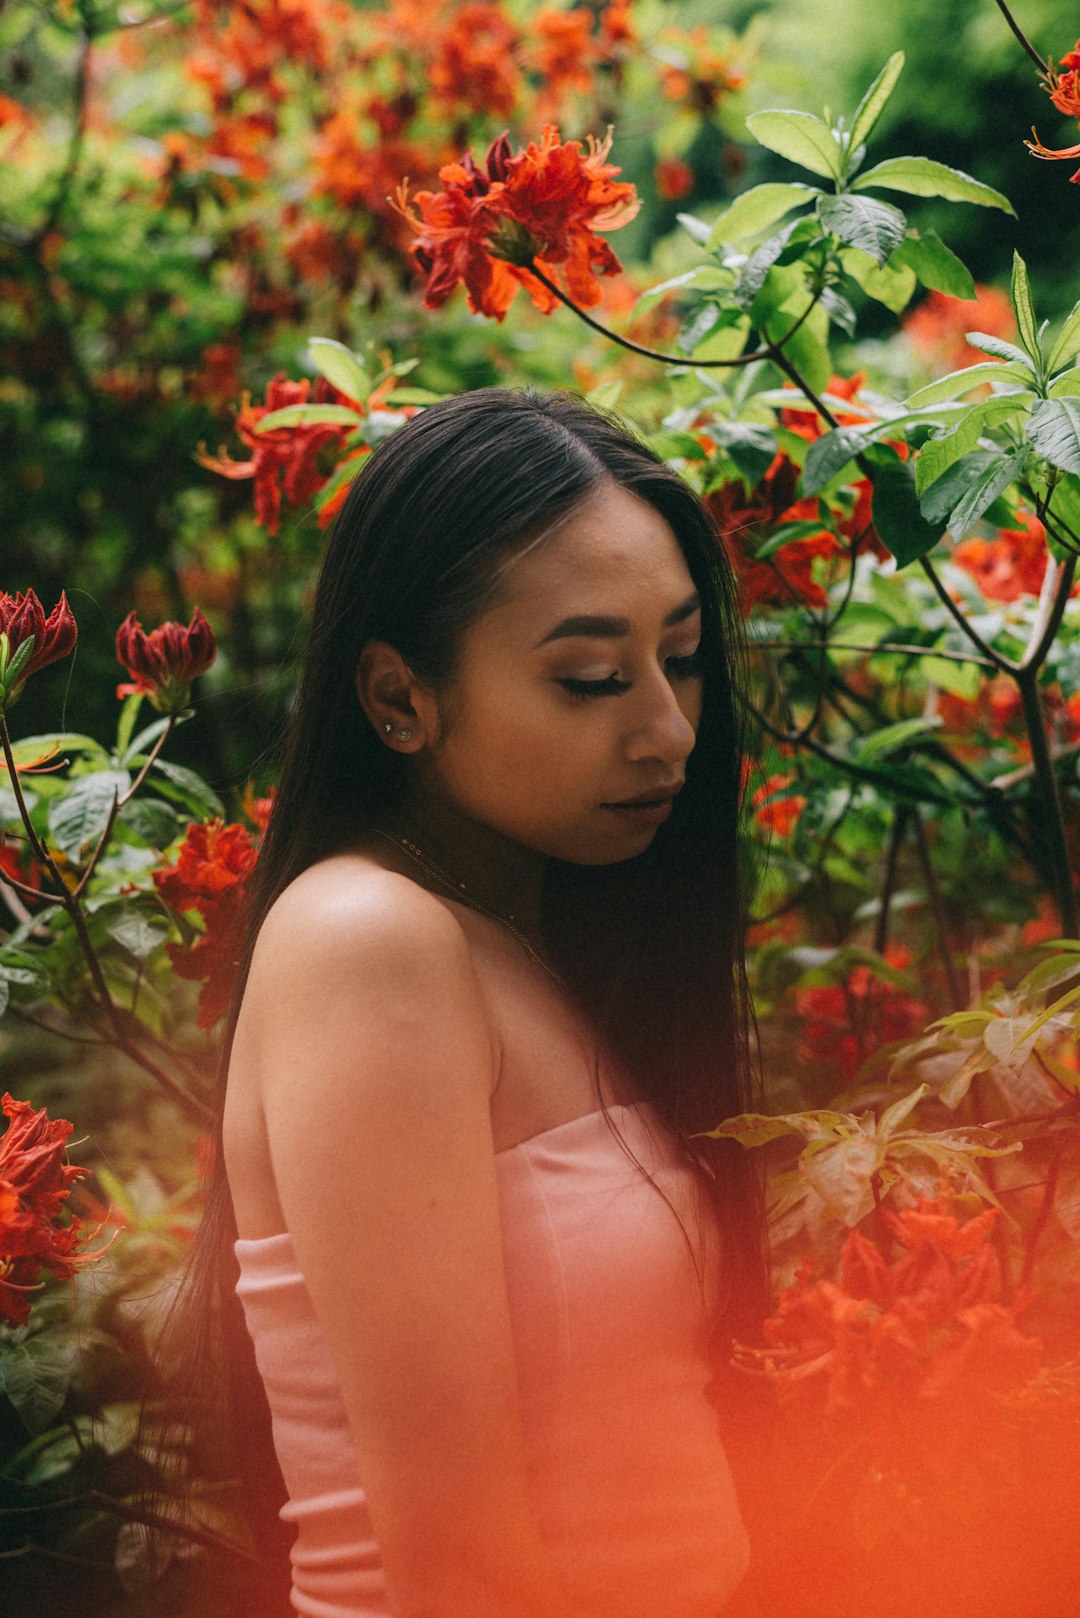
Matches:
[1015,669,1079,937]
[992,0,1049,73]
[1020,553,1077,673]
[526,263,822,371]
[752,706,959,808]
[918,557,1016,672]
[912,810,965,1007]
[874,806,909,956]
[751,638,999,670]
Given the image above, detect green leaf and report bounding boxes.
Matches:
[47,769,130,859]
[114,692,143,762]
[818,193,907,265]
[150,759,224,820]
[840,246,916,312]
[676,212,713,245]
[867,448,943,567]
[847,50,906,153]
[906,362,1032,408]
[914,395,1029,495]
[1027,397,1080,475]
[1044,474,1080,549]
[922,655,982,700]
[8,732,108,767]
[917,449,998,526]
[307,338,369,403]
[893,229,975,299]
[945,446,1028,539]
[1049,369,1080,398]
[118,796,181,849]
[1048,294,1080,374]
[755,519,834,560]
[856,715,942,762]
[121,715,177,767]
[802,425,876,494]
[1010,251,1040,361]
[101,901,171,961]
[964,332,1035,369]
[380,388,444,406]
[706,421,778,484]
[745,110,843,179]
[0,1335,77,1434]
[706,182,817,248]
[853,156,1015,213]
[256,403,366,431]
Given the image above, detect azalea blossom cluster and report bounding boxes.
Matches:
[395,127,640,319]
[153,805,270,1030]
[0,590,77,714]
[116,606,217,714]
[1027,37,1080,181]
[0,1094,89,1328]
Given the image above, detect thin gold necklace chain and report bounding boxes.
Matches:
[373,830,561,982]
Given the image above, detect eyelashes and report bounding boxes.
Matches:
[558,650,703,701]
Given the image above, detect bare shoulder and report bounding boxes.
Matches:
[248,853,477,1000]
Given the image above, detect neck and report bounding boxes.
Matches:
[388,791,547,936]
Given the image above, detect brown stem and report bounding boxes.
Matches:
[754,638,999,669]
[917,557,1016,671]
[874,806,910,956]
[991,0,1049,73]
[525,263,821,371]
[1015,668,1078,936]
[1020,554,1077,672]
[912,810,965,1007]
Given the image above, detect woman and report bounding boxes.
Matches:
[214,387,765,1618]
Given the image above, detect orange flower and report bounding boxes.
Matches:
[197,373,358,534]
[751,772,806,839]
[660,28,746,113]
[1028,39,1080,181]
[952,513,1049,603]
[654,157,694,201]
[903,286,1017,375]
[530,8,596,106]
[757,1198,1043,1425]
[155,819,260,1030]
[397,126,639,319]
[792,945,927,1083]
[429,2,522,117]
[0,1094,87,1328]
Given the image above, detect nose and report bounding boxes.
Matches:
[622,670,698,766]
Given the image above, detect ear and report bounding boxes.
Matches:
[355,640,434,753]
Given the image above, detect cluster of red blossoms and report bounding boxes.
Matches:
[756,1198,1042,1429]
[153,811,267,1030]
[116,606,217,714]
[1028,38,1080,181]
[0,590,78,713]
[794,945,928,1085]
[0,1094,89,1328]
[395,127,640,320]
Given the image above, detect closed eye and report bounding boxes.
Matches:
[558,650,703,701]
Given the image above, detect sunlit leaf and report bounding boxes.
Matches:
[1010,251,1040,361]
[706,182,817,248]
[847,50,906,153]
[852,156,1015,212]
[307,337,369,403]
[818,193,906,264]
[1027,397,1080,475]
[745,110,843,179]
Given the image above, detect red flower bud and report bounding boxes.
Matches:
[0,590,78,710]
[115,606,217,714]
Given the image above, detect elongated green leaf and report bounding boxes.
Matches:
[256,403,365,432]
[818,192,906,264]
[706,421,778,484]
[119,796,181,850]
[1048,294,1080,373]
[965,332,1035,370]
[914,394,1029,495]
[150,759,224,819]
[946,446,1027,538]
[1027,397,1080,475]
[755,519,834,559]
[48,770,130,859]
[1049,369,1080,398]
[9,732,108,766]
[893,229,975,299]
[706,182,818,248]
[1045,474,1080,551]
[867,449,943,567]
[856,716,943,762]
[676,212,713,245]
[101,902,171,961]
[307,338,369,403]
[745,110,843,179]
[853,156,1015,212]
[917,449,997,526]
[1010,251,1039,361]
[906,363,1032,408]
[848,50,906,154]
[802,425,876,494]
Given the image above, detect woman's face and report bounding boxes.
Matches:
[418,480,705,866]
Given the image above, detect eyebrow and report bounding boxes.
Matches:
[535,590,701,647]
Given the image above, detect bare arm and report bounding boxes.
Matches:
[234,863,566,1618]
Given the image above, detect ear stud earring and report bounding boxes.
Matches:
[382,722,412,742]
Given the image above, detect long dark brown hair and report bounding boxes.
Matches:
[169,386,766,1589]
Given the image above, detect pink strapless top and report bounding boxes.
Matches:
[234,1101,750,1618]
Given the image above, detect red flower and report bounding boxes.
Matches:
[952,513,1051,604]
[758,1199,1043,1426]
[154,819,260,1029]
[396,126,639,320]
[0,1094,86,1328]
[654,157,694,201]
[116,607,217,713]
[0,589,78,711]
[428,3,522,116]
[1027,40,1080,181]
[708,454,843,612]
[197,373,358,534]
[529,8,597,107]
[793,945,927,1083]
[903,286,1017,374]
[751,772,806,839]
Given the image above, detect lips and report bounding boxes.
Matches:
[601,782,684,808]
